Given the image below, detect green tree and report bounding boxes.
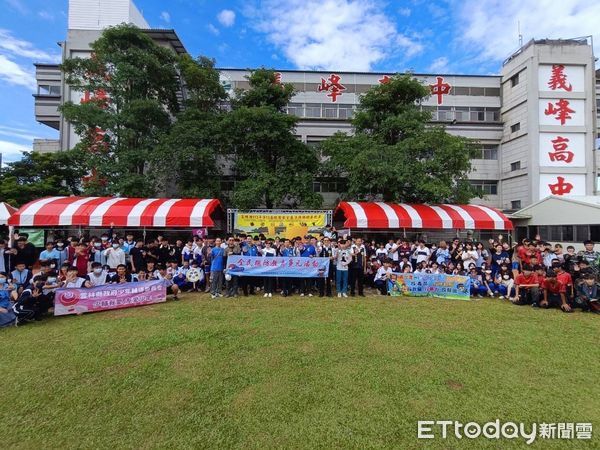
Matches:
[321,74,479,203]
[59,24,180,196]
[158,55,227,198]
[0,151,85,206]
[221,69,322,209]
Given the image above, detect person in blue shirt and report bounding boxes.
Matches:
[39,241,60,265]
[0,272,17,327]
[299,236,316,296]
[11,262,32,295]
[279,239,294,296]
[241,235,259,296]
[210,238,225,298]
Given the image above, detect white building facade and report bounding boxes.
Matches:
[32,1,600,212]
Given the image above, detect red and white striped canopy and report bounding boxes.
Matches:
[8,197,222,228]
[336,202,513,230]
[0,202,17,226]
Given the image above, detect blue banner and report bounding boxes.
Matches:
[387,272,471,300]
[225,256,330,278]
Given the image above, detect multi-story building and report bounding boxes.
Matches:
[33,0,599,212]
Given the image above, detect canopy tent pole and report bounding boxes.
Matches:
[143,227,147,242]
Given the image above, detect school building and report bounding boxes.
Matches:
[33,0,600,215]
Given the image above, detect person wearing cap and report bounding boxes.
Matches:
[574,273,600,313]
[540,270,571,312]
[512,264,540,306]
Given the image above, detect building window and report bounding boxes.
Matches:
[510,73,519,87]
[575,225,589,241]
[312,178,348,193]
[38,84,61,96]
[561,225,574,242]
[287,103,304,117]
[510,161,521,171]
[305,103,322,118]
[511,200,522,210]
[510,122,520,133]
[470,180,498,195]
[473,145,498,160]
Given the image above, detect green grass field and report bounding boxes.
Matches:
[1,291,599,449]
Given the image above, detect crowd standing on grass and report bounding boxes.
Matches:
[1,227,599,327]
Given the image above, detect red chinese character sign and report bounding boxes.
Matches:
[538,99,584,126]
[544,99,575,125]
[318,73,346,102]
[539,133,585,167]
[539,174,585,198]
[538,65,584,92]
[429,76,451,105]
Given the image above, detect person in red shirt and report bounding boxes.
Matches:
[73,243,90,278]
[553,263,574,301]
[512,264,540,305]
[541,270,572,312]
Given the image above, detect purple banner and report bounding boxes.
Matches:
[54,280,167,316]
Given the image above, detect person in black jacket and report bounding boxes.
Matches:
[317,237,335,297]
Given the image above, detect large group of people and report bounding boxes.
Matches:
[1,227,599,327]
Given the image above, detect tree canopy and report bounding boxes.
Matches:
[0,151,84,207]
[220,69,322,209]
[320,74,479,203]
[59,24,180,196]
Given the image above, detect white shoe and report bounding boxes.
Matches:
[300,293,305,297]
[268,293,272,298]
[264,293,268,298]
[342,293,348,298]
[499,295,505,299]
[218,293,223,297]
[210,294,216,299]
[308,293,313,297]
[337,293,342,298]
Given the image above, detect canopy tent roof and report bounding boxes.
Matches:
[335,202,513,230]
[0,202,17,226]
[8,197,222,228]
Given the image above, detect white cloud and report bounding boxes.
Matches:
[428,56,449,72]
[0,29,60,91]
[0,29,60,62]
[160,11,171,23]
[38,10,55,21]
[0,54,36,89]
[250,0,422,71]
[5,0,27,14]
[457,0,600,62]
[398,7,411,17]
[0,139,30,165]
[217,9,236,27]
[207,24,220,36]
[0,125,36,142]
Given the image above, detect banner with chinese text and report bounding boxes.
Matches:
[226,256,330,278]
[233,212,328,239]
[387,272,471,300]
[54,280,167,316]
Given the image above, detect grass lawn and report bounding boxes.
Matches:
[1,291,599,449]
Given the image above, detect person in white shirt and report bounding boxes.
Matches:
[461,242,479,269]
[87,262,109,287]
[374,259,393,295]
[63,266,92,289]
[103,243,126,269]
[412,240,431,265]
[155,265,180,300]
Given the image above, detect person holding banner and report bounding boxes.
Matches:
[317,237,334,297]
[261,240,277,297]
[279,239,294,297]
[109,264,134,283]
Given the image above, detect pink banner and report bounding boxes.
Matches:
[54,280,167,316]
